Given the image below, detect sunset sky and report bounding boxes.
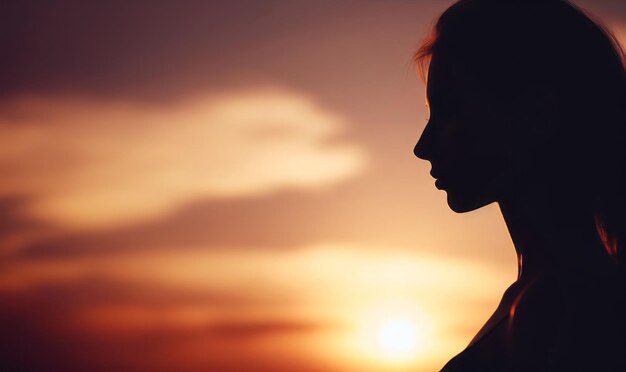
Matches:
[1,1,625,371]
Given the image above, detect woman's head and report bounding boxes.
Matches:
[413,0,626,259]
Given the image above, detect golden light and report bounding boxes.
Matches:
[347,305,437,370]
[378,318,421,361]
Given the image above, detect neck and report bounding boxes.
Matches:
[498,185,613,284]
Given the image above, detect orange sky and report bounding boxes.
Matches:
[0,1,624,371]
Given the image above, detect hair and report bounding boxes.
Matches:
[414,0,626,265]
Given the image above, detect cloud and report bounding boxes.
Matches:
[206,320,331,340]
[11,188,359,260]
[0,88,365,228]
[3,243,513,310]
[0,277,338,372]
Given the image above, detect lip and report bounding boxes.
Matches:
[435,178,446,190]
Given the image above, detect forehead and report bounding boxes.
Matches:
[426,54,485,108]
[426,55,459,104]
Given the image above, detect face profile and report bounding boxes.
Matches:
[411,0,626,370]
[414,54,515,213]
[414,53,559,214]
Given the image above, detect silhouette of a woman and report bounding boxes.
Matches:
[413,0,626,370]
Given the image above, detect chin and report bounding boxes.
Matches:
[445,188,496,213]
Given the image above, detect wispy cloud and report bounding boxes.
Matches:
[0,88,365,228]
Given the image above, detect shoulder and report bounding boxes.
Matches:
[442,278,563,372]
[509,274,626,370]
[507,276,564,361]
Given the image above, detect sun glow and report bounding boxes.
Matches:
[379,319,421,361]
[348,306,436,369]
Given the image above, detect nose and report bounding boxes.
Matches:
[413,120,436,160]
[413,141,428,160]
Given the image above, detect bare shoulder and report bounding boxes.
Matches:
[508,274,626,370]
[507,276,563,349]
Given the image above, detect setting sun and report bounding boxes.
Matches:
[348,306,443,370]
[379,319,421,361]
